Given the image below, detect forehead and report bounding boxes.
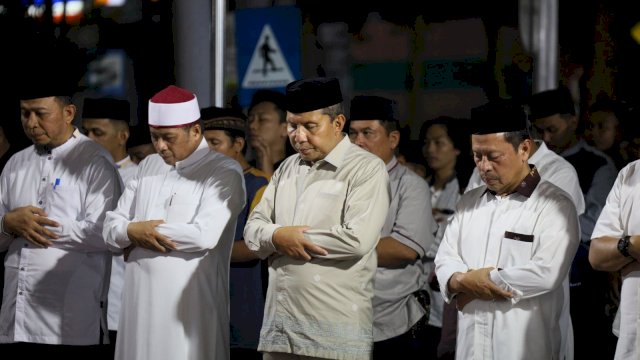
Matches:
[286,109,326,124]
[249,101,278,114]
[349,120,382,130]
[425,124,448,138]
[533,114,566,128]
[589,111,618,124]
[471,133,509,150]
[204,129,231,140]
[149,126,185,137]
[82,118,115,128]
[20,97,57,110]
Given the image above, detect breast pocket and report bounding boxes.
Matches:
[497,231,534,269]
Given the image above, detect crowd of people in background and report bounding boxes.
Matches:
[1,41,640,360]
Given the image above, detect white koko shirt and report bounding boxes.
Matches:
[0,129,122,345]
[436,169,579,360]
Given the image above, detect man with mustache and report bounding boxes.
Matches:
[0,55,122,357]
[435,100,579,360]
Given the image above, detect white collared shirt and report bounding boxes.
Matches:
[0,129,122,345]
[591,160,640,360]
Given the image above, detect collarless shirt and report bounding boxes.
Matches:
[0,129,122,345]
[244,135,391,360]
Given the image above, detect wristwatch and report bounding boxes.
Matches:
[617,235,632,257]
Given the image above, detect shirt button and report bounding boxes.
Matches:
[18,291,23,295]
[41,178,46,181]
[20,267,25,271]
[47,156,52,160]
[38,200,43,205]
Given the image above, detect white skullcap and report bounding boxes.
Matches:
[148,85,200,127]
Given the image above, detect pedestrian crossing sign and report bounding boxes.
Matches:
[241,24,294,89]
[236,6,301,108]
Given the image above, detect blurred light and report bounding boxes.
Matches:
[631,22,640,44]
[94,0,127,7]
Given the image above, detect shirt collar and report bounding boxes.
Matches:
[37,127,81,156]
[175,137,209,170]
[386,156,399,172]
[485,165,541,198]
[529,140,546,164]
[298,134,350,169]
[116,155,135,169]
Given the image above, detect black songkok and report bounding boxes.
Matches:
[470,100,528,135]
[527,87,576,120]
[285,77,343,113]
[82,98,130,122]
[349,95,397,123]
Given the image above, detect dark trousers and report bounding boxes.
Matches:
[0,342,109,359]
[373,315,433,360]
[570,244,618,359]
[231,347,263,360]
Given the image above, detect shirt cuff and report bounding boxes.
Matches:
[489,268,523,304]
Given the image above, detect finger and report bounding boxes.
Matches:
[26,231,52,248]
[297,249,312,261]
[156,235,177,251]
[149,220,166,227]
[40,227,59,240]
[36,217,60,228]
[28,206,48,217]
[148,239,167,253]
[304,244,328,256]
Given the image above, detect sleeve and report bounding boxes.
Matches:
[488,194,580,303]
[0,160,15,251]
[303,160,391,260]
[48,156,124,252]
[387,173,436,258]
[102,165,141,251]
[590,166,624,239]
[434,205,470,303]
[243,166,283,259]
[155,165,246,252]
[580,163,617,242]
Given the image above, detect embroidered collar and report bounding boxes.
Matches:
[485,165,540,198]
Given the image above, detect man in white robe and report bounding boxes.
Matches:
[102,85,246,360]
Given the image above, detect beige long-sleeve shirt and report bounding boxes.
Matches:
[244,135,390,360]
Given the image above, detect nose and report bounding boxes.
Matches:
[248,116,258,132]
[22,112,38,128]
[353,133,366,147]
[542,131,552,144]
[153,138,167,152]
[293,127,307,143]
[477,156,491,172]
